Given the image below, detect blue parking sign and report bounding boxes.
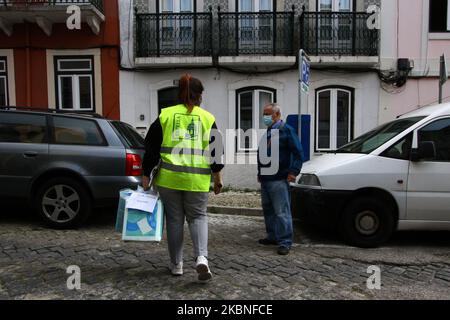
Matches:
[301,56,310,92]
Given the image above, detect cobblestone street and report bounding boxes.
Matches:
[0,206,449,300]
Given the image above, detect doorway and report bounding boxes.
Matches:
[158,87,179,113]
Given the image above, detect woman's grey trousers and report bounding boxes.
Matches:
[158,186,209,265]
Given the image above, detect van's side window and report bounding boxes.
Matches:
[381,133,413,160]
[418,118,450,162]
[0,113,47,144]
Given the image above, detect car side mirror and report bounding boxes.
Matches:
[411,141,436,162]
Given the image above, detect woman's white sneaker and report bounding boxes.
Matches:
[169,262,183,276]
[195,256,212,282]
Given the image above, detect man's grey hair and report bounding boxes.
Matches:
[266,103,282,114]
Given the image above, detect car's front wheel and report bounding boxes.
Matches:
[34,177,92,229]
[339,196,396,248]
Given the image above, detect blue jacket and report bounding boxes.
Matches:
[257,121,304,182]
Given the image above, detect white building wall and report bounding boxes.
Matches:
[120,67,379,189]
[308,71,380,156]
[119,0,381,190]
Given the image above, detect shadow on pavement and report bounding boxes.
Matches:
[294,219,450,248]
[0,200,117,228]
[389,230,450,247]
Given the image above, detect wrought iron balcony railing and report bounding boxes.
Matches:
[136,12,213,58]
[0,0,104,13]
[300,12,379,56]
[218,11,296,56]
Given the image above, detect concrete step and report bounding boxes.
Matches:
[207,205,263,217]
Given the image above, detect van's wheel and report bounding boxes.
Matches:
[339,196,395,248]
[34,177,92,229]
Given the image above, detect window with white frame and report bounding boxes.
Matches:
[238,0,273,44]
[318,0,353,47]
[160,0,193,12]
[237,87,275,151]
[430,0,450,32]
[316,87,352,151]
[318,0,353,12]
[238,0,272,12]
[160,0,194,46]
[0,57,8,107]
[55,56,94,111]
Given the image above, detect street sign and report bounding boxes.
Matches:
[298,50,311,144]
[300,53,311,93]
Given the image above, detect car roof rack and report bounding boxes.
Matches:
[0,106,104,119]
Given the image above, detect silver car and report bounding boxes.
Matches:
[0,107,144,228]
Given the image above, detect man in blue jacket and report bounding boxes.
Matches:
[257,103,304,255]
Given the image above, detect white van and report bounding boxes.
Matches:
[291,103,450,248]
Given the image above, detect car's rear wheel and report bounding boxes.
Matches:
[34,177,92,229]
[339,196,395,248]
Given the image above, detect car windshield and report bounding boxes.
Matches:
[111,121,145,149]
[336,117,426,154]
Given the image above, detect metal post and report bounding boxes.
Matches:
[134,7,140,57]
[193,13,198,56]
[209,6,213,57]
[218,6,222,56]
[156,11,160,57]
[352,12,357,56]
[315,12,319,56]
[272,11,277,55]
[291,5,295,56]
[235,12,239,56]
[299,12,304,55]
[299,49,303,120]
[439,54,447,104]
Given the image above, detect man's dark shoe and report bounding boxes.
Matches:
[277,246,290,255]
[258,239,278,246]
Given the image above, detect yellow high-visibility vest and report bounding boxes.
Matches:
[155,104,215,192]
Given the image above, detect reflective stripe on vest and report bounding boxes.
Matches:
[155,104,216,192]
[160,162,211,175]
[160,147,205,156]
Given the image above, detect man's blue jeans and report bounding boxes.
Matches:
[261,179,293,248]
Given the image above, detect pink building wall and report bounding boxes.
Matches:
[380,0,450,122]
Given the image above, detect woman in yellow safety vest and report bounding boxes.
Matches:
[142,74,224,282]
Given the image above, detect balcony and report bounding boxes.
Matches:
[300,12,379,66]
[218,11,297,68]
[135,12,213,68]
[0,0,105,36]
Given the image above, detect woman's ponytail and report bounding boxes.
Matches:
[178,74,204,113]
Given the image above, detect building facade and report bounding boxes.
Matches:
[379,0,450,124]
[119,0,381,189]
[0,0,121,119]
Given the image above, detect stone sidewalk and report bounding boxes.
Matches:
[0,209,449,300]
